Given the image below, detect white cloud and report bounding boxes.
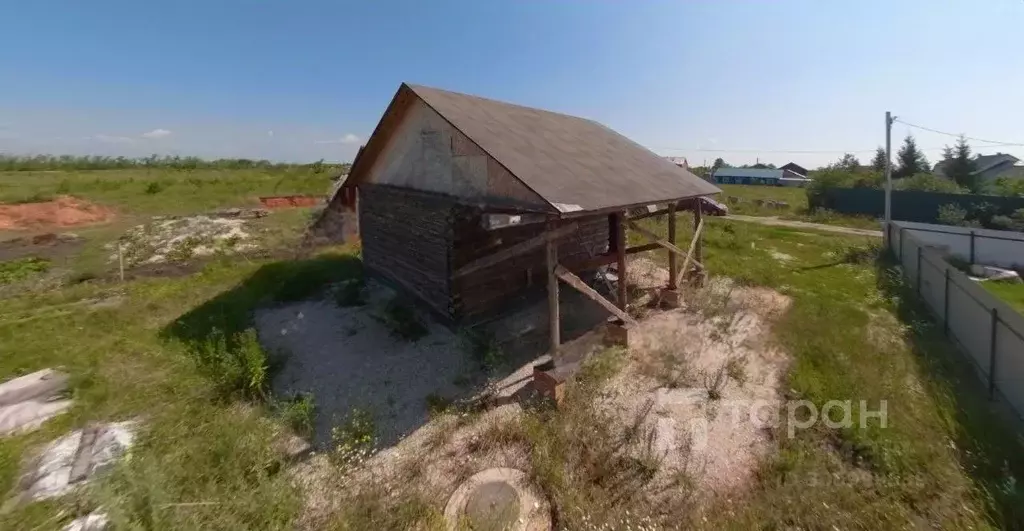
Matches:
[267,130,274,137]
[141,128,172,139]
[314,133,361,145]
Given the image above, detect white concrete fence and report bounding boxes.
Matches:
[887,221,1024,419]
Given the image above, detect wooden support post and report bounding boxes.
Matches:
[615,211,628,310]
[546,224,560,354]
[667,204,678,288]
[693,200,704,278]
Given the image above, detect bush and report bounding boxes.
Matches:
[0,257,50,285]
[144,181,165,195]
[894,173,965,194]
[937,204,969,227]
[331,408,377,470]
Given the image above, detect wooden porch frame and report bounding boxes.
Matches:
[454,222,579,278]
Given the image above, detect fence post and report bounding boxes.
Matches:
[970,231,976,264]
[899,228,906,263]
[943,268,950,336]
[916,246,922,294]
[989,307,999,401]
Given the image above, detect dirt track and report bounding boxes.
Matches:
[726,214,883,238]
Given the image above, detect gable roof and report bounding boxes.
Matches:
[347,83,720,214]
[934,153,1021,177]
[780,162,808,176]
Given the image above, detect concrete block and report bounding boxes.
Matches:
[603,318,631,348]
[0,369,69,407]
[660,288,682,308]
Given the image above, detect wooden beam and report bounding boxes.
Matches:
[547,226,560,353]
[626,220,690,258]
[614,212,628,310]
[555,265,636,326]
[667,203,678,288]
[454,222,579,278]
[674,219,705,289]
[560,243,661,272]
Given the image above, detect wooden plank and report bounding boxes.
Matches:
[667,203,678,288]
[546,226,560,353]
[626,220,690,258]
[454,222,578,278]
[674,219,705,289]
[555,265,637,326]
[615,212,628,310]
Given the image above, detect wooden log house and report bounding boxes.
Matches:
[331,83,721,353]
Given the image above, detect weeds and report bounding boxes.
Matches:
[459,328,503,369]
[725,355,748,386]
[330,408,377,471]
[144,181,165,195]
[333,279,366,307]
[703,365,728,400]
[0,257,50,285]
[189,328,269,399]
[375,296,427,341]
[277,392,315,437]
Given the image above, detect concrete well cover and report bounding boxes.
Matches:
[443,468,550,531]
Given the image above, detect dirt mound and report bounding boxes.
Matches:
[0,196,114,230]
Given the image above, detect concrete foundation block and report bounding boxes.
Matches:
[532,360,566,405]
[603,318,632,348]
[660,288,682,308]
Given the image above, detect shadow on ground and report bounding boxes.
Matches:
[874,253,1024,530]
[162,250,611,451]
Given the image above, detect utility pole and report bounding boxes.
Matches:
[884,111,895,245]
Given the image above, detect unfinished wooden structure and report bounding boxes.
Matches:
[333,83,721,351]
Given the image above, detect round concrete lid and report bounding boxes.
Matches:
[463,481,521,530]
[444,468,551,531]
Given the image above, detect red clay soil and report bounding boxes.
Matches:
[258,195,323,208]
[0,196,115,230]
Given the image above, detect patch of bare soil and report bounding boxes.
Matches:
[0,196,114,231]
[0,232,83,262]
[604,281,792,496]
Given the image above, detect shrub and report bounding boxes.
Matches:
[0,257,50,285]
[144,181,165,195]
[894,173,966,194]
[936,204,969,227]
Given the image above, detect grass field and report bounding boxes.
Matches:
[1,169,1022,529]
[717,183,881,230]
[982,281,1024,314]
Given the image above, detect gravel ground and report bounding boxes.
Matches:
[255,283,479,448]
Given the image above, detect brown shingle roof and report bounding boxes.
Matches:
[352,83,720,214]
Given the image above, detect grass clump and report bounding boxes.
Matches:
[0,257,50,285]
[375,296,427,341]
[189,328,269,400]
[333,279,366,307]
[277,392,316,437]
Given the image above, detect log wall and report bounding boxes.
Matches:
[359,184,455,317]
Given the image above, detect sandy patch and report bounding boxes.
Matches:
[0,196,113,230]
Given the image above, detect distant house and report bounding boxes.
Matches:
[934,153,1024,184]
[711,167,812,187]
[780,162,809,177]
[665,157,689,169]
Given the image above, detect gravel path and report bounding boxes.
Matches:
[255,286,478,449]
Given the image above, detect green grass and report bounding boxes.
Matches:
[620,216,1024,529]
[2,168,1022,529]
[0,257,50,285]
[0,167,335,216]
[718,183,880,230]
[981,281,1024,314]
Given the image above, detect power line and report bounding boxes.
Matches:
[893,118,1024,147]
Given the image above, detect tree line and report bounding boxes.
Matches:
[0,154,351,174]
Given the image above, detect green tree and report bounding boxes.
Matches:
[894,135,929,179]
[834,153,861,173]
[870,147,888,172]
[944,135,978,191]
[712,158,728,170]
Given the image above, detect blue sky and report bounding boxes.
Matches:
[2,1,1023,167]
